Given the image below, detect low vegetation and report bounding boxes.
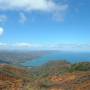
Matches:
[0,61,90,90]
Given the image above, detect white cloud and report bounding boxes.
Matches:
[0,27,4,36]
[15,43,32,48]
[0,42,90,51]
[0,43,9,49]
[0,0,68,21]
[13,43,90,51]
[0,0,68,11]
[14,43,43,49]
[49,44,90,51]
[19,13,27,23]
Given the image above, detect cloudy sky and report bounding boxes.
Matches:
[0,0,90,51]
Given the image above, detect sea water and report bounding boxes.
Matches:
[22,51,90,67]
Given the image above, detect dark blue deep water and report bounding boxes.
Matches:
[22,51,90,67]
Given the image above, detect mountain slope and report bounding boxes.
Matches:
[0,64,30,90]
[0,61,90,90]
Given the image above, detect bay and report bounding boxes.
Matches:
[22,51,90,67]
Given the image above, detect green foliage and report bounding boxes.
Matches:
[0,67,17,77]
[69,62,90,72]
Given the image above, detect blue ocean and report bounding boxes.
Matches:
[22,51,90,67]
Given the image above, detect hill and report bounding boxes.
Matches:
[0,51,49,65]
[0,64,30,90]
[0,61,90,90]
[28,61,90,90]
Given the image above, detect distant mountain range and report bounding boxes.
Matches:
[0,50,50,65]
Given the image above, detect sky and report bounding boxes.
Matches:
[0,0,90,51]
